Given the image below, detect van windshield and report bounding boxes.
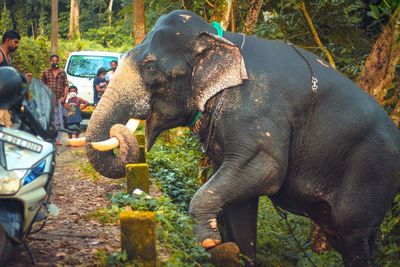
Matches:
[67,55,118,78]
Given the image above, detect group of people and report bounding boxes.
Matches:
[0,30,118,146]
[41,53,90,144]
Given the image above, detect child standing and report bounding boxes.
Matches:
[93,67,107,106]
[64,85,88,139]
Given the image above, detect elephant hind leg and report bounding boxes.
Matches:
[332,229,373,267]
[368,228,381,262]
[331,138,398,266]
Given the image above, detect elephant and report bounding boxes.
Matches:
[85,10,400,267]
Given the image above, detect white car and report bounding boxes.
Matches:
[65,51,122,104]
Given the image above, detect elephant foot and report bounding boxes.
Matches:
[202,238,221,249]
[193,217,222,249]
[207,242,240,267]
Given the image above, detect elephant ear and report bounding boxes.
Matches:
[191,32,248,112]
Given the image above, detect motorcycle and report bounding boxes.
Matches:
[0,67,67,265]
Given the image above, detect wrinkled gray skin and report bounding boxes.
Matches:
[86,10,400,266]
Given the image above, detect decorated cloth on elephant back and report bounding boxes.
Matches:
[85,10,400,267]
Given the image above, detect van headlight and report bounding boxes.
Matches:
[0,169,26,195]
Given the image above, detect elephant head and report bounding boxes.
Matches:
[85,10,247,178]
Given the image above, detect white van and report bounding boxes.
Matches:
[65,51,122,104]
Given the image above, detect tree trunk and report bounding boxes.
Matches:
[50,0,58,55]
[357,6,400,103]
[230,1,235,32]
[74,0,80,38]
[211,0,234,31]
[300,1,336,69]
[244,0,263,34]
[67,0,80,40]
[108,0,113,27]
[67,0,75,39]
[132,0,145,46]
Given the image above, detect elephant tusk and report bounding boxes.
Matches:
[91,119,140,152]
[91,137,119,151]
[67,137,86,147]
[125,118,140,133]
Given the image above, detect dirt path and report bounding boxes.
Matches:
[8,137,125,266]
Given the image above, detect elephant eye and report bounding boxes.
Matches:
[145,64,158,73]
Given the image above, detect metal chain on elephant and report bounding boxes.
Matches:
[289,44,319,181]
[272,44,319,267]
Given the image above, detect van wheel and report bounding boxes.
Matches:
[0,226,14,266]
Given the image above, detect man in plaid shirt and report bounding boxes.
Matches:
[41,54,69,145]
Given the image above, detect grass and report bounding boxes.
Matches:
[85,206,121,224]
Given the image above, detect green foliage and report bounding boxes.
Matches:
[254,0,371,80]
[147,128,203,211]
[109,192,212,266]
[96,249,135,267]
[82,23,133,51]
[0,6,13,33]
[79,161,100,181]
[12,36,50,77]
[368,0,399,20]
[145,0,183,32]
[257,197,342,266]
[376,192,400,266]
[86,206,120,224]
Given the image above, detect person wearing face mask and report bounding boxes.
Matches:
[41,54,69,145]
[64,85,88,139]
[93,67,107,106]
[0,30,20,128]
[105,60,118,82]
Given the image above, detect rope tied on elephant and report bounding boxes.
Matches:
[190,90,227,153]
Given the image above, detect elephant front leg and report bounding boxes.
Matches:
[189,150,285,250]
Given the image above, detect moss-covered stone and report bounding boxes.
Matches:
[120,210,157,266]
[135,133,146,147]
[126,163,150,194]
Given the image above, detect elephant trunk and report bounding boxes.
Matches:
[85,57,151,178]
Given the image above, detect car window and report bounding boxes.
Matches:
[66,55,118,78]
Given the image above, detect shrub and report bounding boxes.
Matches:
[147,128,203,211]
[13,36,50,77]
